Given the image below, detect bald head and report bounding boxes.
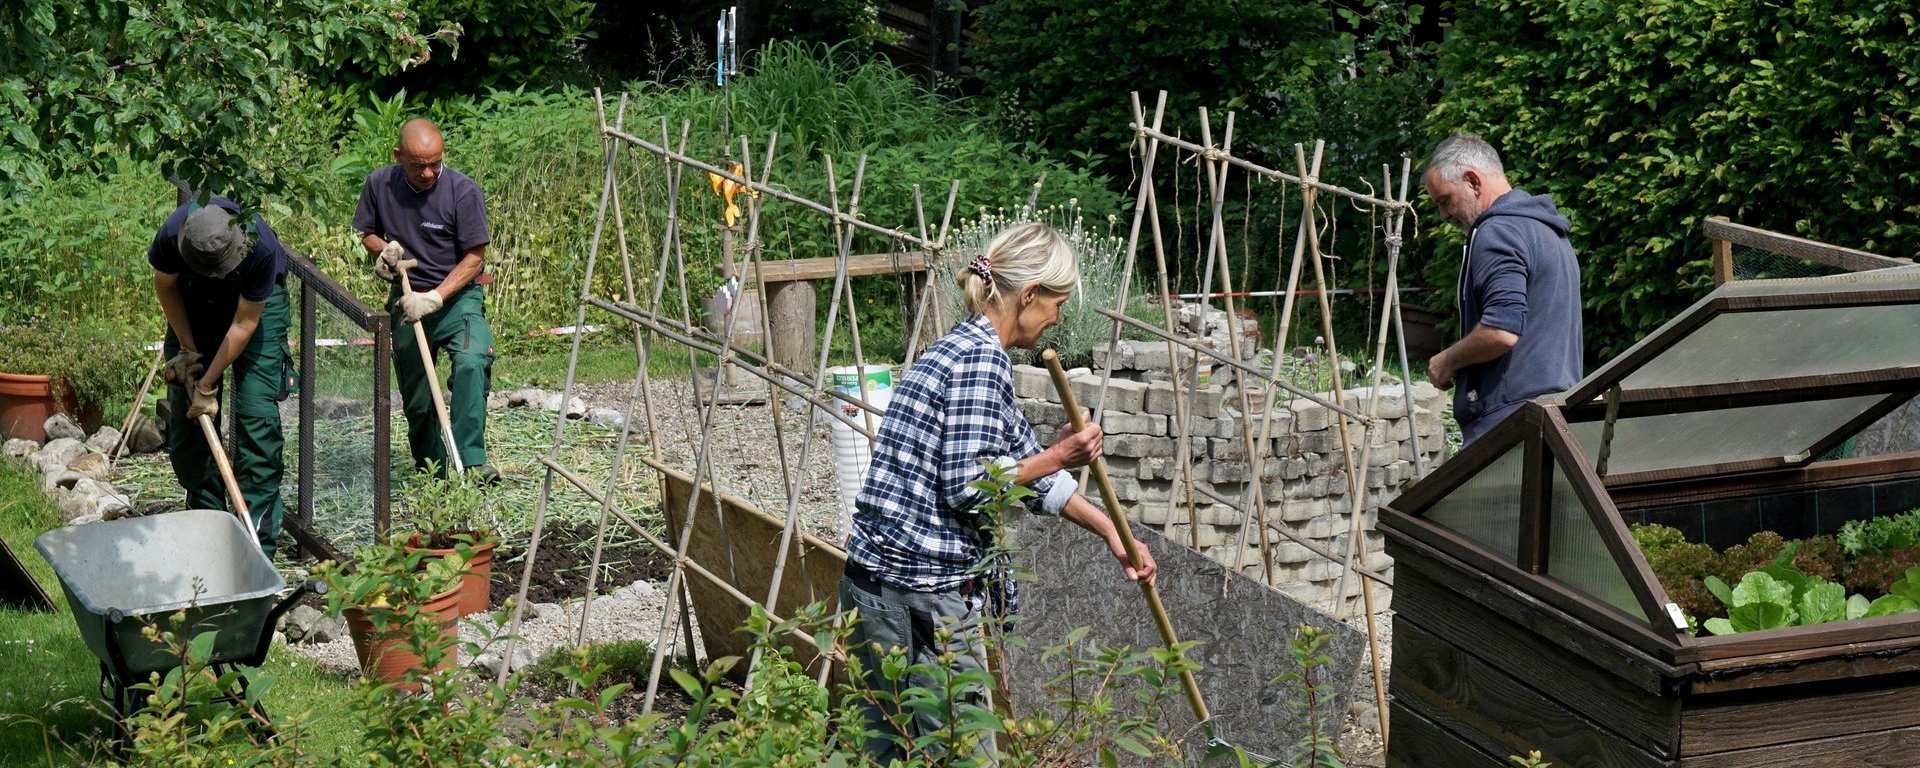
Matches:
[394,118,446,191]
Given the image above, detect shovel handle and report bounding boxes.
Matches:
[1041,349,1211,726]
[393,258,465,474]
[197,413,249,523]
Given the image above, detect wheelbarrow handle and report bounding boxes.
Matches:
[248,580,328,667]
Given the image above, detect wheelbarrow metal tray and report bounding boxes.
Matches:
[34,509,285,677]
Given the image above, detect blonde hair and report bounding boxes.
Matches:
[958,222,1079,315]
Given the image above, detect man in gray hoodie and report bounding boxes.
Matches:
[1422,133,1583,443]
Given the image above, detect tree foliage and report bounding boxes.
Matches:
[0,0,431,205]
[1428,0,1920,357]
[969,0,1339,170]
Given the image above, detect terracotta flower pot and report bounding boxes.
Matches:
[0,372,78,442]
[403,534,498,616]
[343,586,463,692]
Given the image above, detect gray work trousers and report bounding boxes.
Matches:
[839,568,999,766]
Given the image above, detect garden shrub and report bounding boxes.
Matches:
[1428,0,1920,358]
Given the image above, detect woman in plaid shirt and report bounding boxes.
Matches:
[840,222,1158,762]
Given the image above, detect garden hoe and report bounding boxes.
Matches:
[396,259,465,474]
[1043,350,1261,766]
[198,414,249,525]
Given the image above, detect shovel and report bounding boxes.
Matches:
[1043,350,1258,765]
[395,259,465,474]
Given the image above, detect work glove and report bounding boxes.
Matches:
[374,240,405,283]
[398,290,444,324]
[187,384,219,420]
[160,350,203,387]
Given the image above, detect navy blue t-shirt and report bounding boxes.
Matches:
[148,196,288,348]
[352,165,491,292]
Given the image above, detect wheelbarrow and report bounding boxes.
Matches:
[33,509,323,743]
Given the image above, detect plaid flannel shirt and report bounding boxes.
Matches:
[846,314,1077,597]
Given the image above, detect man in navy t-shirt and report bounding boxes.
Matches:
[149,195,294,555]
[353,118,498,481]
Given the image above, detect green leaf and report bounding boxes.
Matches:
[1704,575,1734,607]
[1703,617,1736,636]
[1797,581,1845,625]
[1730,601,1791,632]
[1865,595,1920,618]
[1847,593,1871,621]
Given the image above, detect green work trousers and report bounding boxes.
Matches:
[165,285,292,557]
[390,284,494,473]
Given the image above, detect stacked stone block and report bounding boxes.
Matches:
[1014,339,1451,615]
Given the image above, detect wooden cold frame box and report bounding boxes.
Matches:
[1381,267,1920,767]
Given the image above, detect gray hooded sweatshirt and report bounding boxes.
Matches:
[1453,189,1583,442]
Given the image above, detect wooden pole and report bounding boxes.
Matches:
[1043,349,1211,728]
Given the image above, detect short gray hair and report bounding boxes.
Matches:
[1426,132,1505,184]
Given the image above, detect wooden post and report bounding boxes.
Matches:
[766,280,816,375]
[1710,215,1735,285]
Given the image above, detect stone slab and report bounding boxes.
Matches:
[1008,520,1365,764]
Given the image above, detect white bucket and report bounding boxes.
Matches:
[830,386,891,543]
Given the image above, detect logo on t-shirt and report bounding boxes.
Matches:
[420,221,450,232]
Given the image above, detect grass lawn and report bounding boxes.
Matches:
[0,461,368,766]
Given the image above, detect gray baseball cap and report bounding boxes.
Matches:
[177,205,248,277]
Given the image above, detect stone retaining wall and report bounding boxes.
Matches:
[1010,339,1451,615]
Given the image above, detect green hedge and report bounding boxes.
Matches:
[1428,0,1920,358]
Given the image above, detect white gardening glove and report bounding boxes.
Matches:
[187,384,219,420]
[398,290,444,324]
[161,351,204,387]
[374,240,405,283]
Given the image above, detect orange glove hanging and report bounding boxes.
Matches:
[706,161,756,227]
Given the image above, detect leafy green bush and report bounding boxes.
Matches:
[1429,0,1920,358]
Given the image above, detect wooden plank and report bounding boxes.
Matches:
[653,459,847,676]
[1397,612,1681,756]
[1681,672,1920,756]
[1521,430,1548,575]
[1387,700,1517,768]
[1702,216,1913,275]
[1392,627,1671,768]
[1684,612,1920,666]
[1386,536,1684,693]
[1560,368,1920,420]
[736,252,929,285]
[1681,721,1920,768]
[1610,453,1920,508]
[1688,641,1920,693]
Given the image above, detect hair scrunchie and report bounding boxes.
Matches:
[966,254,994,280]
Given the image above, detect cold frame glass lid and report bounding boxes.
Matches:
[1565,267,1920,407]
[1551,268,1920,478]
[1567,395,1885,479]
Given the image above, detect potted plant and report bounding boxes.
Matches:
[0,319,146,441]
[319,542,467,692]
[396,466,500,617]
